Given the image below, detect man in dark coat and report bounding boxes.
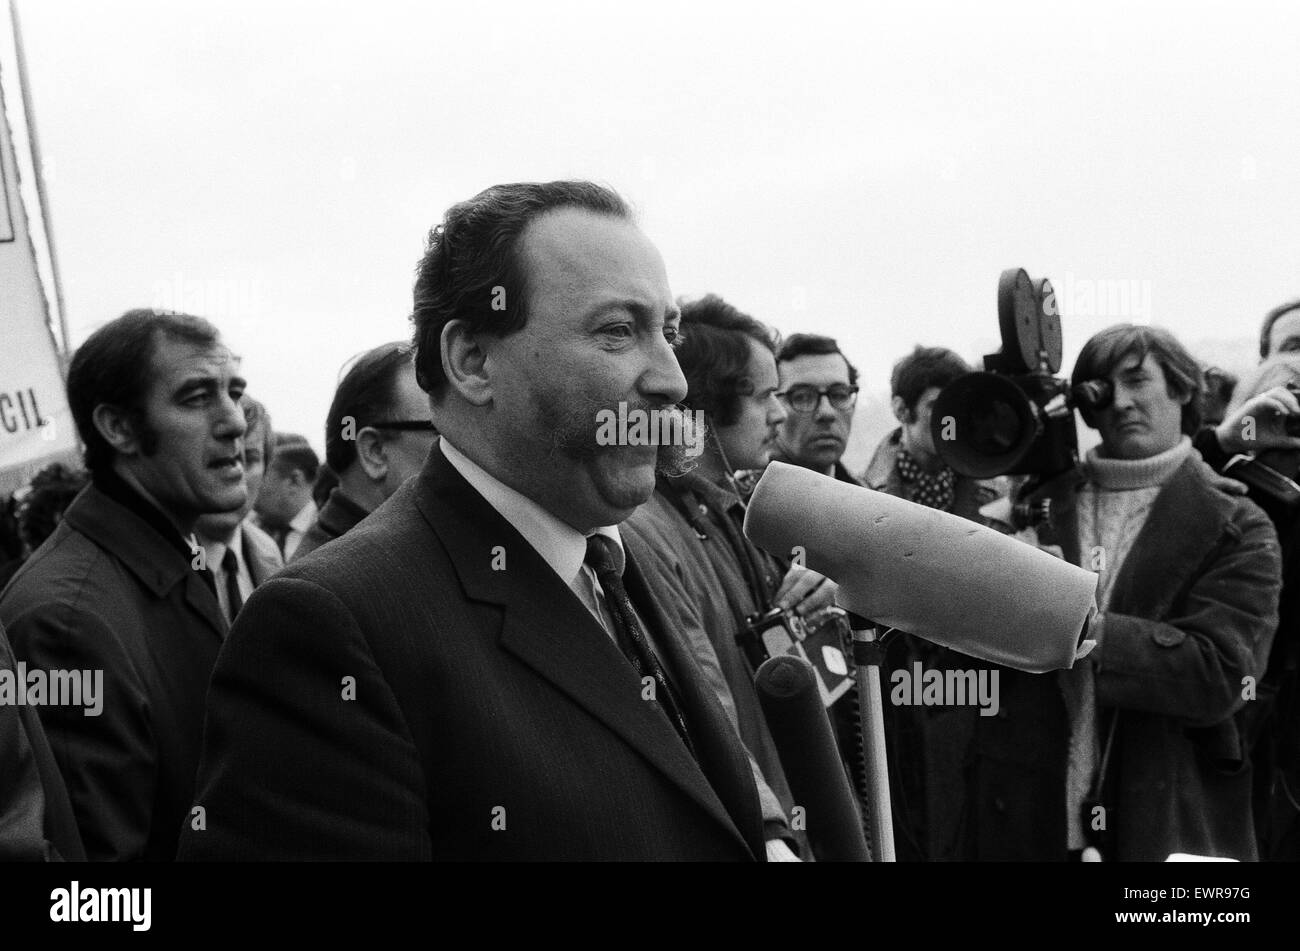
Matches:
[292,341,438,562]
[863,346,998,862]
[624,294,836,861]
[1,308,248,861]
[968,325,1282,861]
[180,181,764,861]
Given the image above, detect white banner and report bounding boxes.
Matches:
[0,59,76,498]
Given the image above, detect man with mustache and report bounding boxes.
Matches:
[180,182,765,860]
[968,324,1282,861]
[771,333,862,485]
[1,309,246,860]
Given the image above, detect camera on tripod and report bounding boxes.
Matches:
[929,268,1112,487]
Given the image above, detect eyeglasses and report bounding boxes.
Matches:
[369,420,438,432]
[775,384,859,413]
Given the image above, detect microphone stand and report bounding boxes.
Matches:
[848,613,896,862]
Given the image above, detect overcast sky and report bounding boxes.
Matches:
[10,0,1300,464]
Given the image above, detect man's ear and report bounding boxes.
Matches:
[91,404,143,457]
[891,394,911,424]
[354,427,389,483]
[441,319,493,407]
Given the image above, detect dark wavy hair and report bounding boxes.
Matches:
[67,309,222,477]
[676,294,779,427]
[410,181,630,396]
[775,333,859,387]
[325,341,413,474]
[1072,324,1204,435]
[890,345,971,416]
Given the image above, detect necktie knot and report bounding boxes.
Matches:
[584,533,625,579]
[222,548,239,574]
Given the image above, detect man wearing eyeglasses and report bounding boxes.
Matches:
[292,342,438,562]
[771,334,862,484]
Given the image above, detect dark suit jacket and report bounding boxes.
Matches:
[290,487,370,563]
[180,443,764,860]
[0,483,226,861]
[241,521,283,586]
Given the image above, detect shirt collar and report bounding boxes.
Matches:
[440,437,622,586]
[289,500,318,534]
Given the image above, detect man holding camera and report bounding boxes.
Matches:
[1188,346,1300,861]
[970,324,1282,861]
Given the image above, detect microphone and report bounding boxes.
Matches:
[744,462,1097,673]
[755,653,871,862]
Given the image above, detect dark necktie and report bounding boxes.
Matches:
[222,548,243,623]
[584,534,695,758]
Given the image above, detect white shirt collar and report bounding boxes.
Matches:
[289,500,317,534]
[439,437,622,587]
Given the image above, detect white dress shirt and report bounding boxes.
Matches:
[440,438,621,637]
[198,523,255,624]
[282,499,318,561]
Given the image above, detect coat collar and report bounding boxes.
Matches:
[1104,457,1237,617]
[61,483,226,640]
[316,487,371,541]
[412,442,756,856]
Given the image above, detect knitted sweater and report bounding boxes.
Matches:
[1064,436,1193,849]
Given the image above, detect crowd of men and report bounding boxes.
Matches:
[1,180,1297,862]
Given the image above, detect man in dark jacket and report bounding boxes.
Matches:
[969,324,1282,861]
[864,345,998,862]
[293,341,438,561]
[624,294,834,861]
[180,181,765,861]
[1,308,247,861]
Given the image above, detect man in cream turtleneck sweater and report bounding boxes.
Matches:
[966,325,1282,862]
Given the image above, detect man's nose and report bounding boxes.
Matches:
[814,393,837,421]
[1111,384,1137,411]
[642,335,688,406]
[768,392,788,426]
[215,393,247,440]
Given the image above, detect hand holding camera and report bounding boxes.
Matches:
[1214,384,1300,455]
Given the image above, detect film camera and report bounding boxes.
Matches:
[929,268,1113,481]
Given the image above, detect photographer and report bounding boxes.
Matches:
[969,324,1282,861]
[1189,353,1300,860]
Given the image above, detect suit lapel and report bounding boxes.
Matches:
[414,444,754,854]
[622,550,760,854]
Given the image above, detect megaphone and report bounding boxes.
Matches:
[743,462,1097,673]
